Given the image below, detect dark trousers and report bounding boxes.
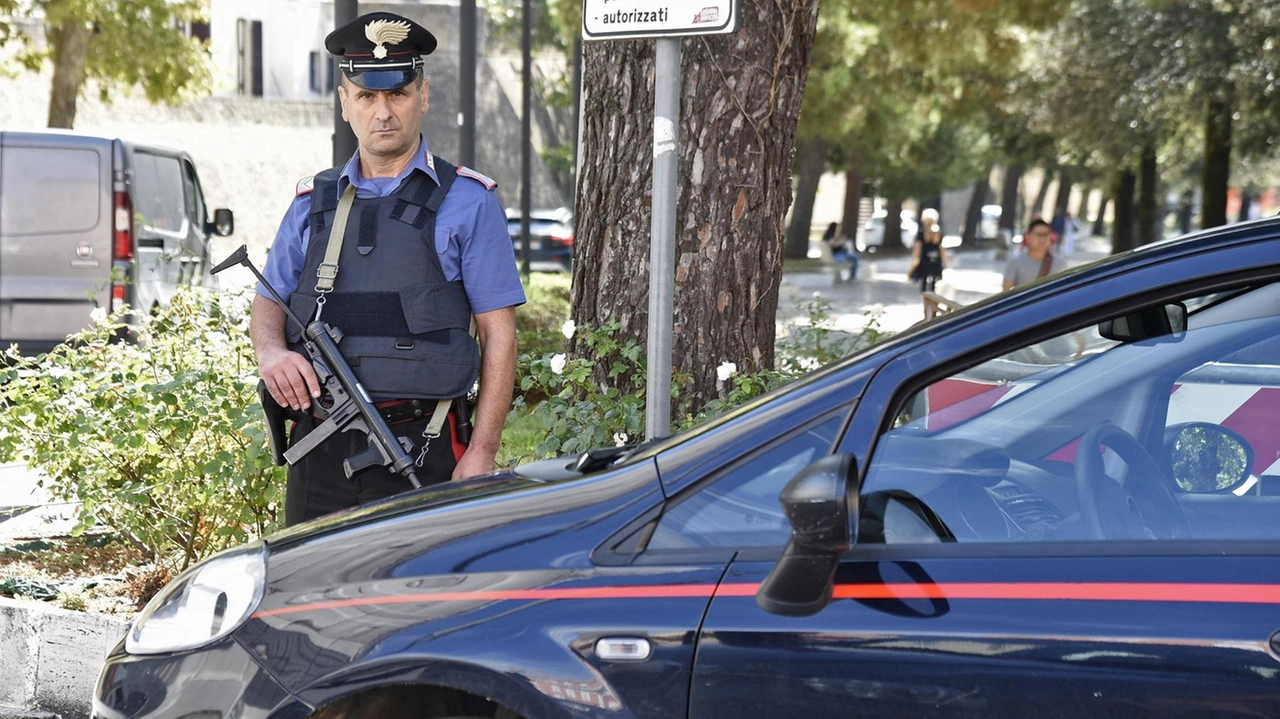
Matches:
[284,412,459,526]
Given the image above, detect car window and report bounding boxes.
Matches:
[863,282,1280,545]
[132,152,186,233]
[646,414,844,550]
[182,159,206,227]
[0,146,101,235]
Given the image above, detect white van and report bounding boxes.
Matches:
[0,129,232,353]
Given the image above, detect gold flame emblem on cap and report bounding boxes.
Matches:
[365,19,410,59]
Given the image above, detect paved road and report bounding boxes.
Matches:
[778,235,1112,336]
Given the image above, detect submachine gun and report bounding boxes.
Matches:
[212,244,421,489]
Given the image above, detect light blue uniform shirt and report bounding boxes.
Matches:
[258,137,526,315]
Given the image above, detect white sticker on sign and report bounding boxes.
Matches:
[583,0,738,40]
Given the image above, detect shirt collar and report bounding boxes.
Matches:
[338,135,439,192]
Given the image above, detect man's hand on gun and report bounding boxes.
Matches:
[258,344,320,411]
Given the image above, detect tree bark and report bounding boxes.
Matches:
[784,135,828,259]
[961,175,988,245]
[1051,168,1072,222]
[1111,169,1137,253]
[1237,189,1254,222]
[883,196,906,254]
[46,20,94,129]
[839,150,863,240]
[572,0,821,414]
[1201,90,1233,229]
[1073,184,1092,223]
[1093,195,1110,237]
[1137,143,1160,245]
[1029,167,1055,225]
[999,163,1023,234]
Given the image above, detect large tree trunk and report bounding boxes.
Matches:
[572,0,821,415]
[1051,168,1072,221]
[1093,195,1110,237]
[1237,188,1254,222]
[1201,91,1233,229]
[1073,184,1092,223]
[784,135,828,259]
[999,163,1023,233]
[883,196,906,254]
[1137,143,1160,245]
[1029,167,1055,225]
[839,150,863,240]
[961,175,988,245]
[1111,169,1137,253]
[46,19,94,129]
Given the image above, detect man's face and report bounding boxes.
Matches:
[1025,225,1053,254]
[338,76,429,160]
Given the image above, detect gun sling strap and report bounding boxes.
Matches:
[313,179,472,446]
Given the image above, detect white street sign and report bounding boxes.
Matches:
[582,0,738,40]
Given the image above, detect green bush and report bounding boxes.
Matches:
[505,298,888,462]
[516,273,572,361]
[0,288,282,571]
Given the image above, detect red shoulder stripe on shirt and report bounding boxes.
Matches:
[457,166,497,190]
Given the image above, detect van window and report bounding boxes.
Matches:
[133,152,186,233]
[0,147,101,235]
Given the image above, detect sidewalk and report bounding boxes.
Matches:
[0,465,75,544]
[778,235,1113,336]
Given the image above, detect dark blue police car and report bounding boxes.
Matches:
[96,216,1280,719]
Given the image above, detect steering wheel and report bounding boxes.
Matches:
[1075,424,1190,540]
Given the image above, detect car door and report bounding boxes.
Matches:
[129,147,191,311]
[691,249,1280,719]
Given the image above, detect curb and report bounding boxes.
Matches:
[0,598,127,719]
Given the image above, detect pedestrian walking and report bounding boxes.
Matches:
[250,11,526,526]
[908,208,948,320]
[1003,219,1068,290]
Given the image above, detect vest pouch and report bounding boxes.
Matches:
[285,292,320,344]
[399,281,473,335]
[337,334,479,401]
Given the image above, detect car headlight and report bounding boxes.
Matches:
[126,542,266,655]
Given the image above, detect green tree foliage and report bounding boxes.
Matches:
[0,0,213,128]
[787,0,1062,247]
[0,290,282,571]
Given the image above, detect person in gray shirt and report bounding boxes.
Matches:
[1004,219,1068,290]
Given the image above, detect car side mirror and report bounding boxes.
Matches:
[1099,302,1186,342]
[210,208,234,237]
[1164,422,1254,493]
[756,453,859,617]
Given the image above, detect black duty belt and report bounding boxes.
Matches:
[374,399,434,425]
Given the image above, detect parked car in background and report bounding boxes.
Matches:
[507,207,574,272]
[858,208,917,251]
[96,215,1280,719]
[0,129,232,354]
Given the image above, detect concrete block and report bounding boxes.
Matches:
[0,602,38,708]
[0,598,127,719]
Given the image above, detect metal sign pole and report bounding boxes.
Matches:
[645,37,681,440]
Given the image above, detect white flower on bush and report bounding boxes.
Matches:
[550,353,567,375]
[89,307,107,324]
[716,361,737,383]
[561,319,576,339]
[812,291,822,300]
[613,432,628,447]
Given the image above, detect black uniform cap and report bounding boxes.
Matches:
[325,11,437,91]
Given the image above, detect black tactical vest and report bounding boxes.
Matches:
[285,160,478,401]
